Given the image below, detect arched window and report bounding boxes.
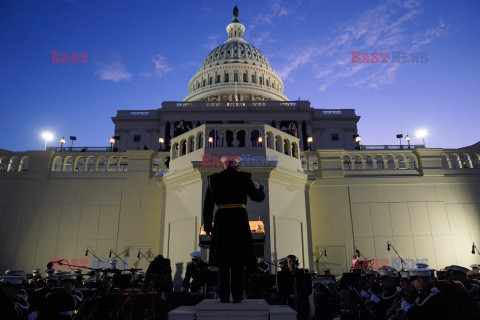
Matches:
[180,139,187,156]
[7,156,19,171]
[441,154,450,169]
[376,155,385,169]
[343,155,352,170]
[251,74,256,83]
[0,157,8,171]
[365,155,374,169]
[107,156,118,171]
[86,156,96,171]
[292,142,299,158]
[197,132,204,149]
[235,130,246,147]
[225,73,229,83]
[397,154,407,169]
[283,139,291,156]
[266,79,269,87]
[243,73,247,82]
[354,155,363,169]
[386,155,396,169]
[188,136,195,152]
[450,154,461,168]
[203,79,206,87]
[74,156,85,172]
[472,153,480,168]
[250,130,261,147]
[259,77,263,85]
[97,156,106,171]
[234,73,238,82]
[408,155,417,169]
[275,135,283,152]
[119,157,128,171]
[267,132,274,149]
[52,156,63,172]
[64,156,74,172]
[209,77,213,85]
[225,130,234,147]
[172,143,179,159]
[460,154,472,168]
[19,156,30,171]
[216,75,220,83]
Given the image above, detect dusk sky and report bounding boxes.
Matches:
[1,0,479,151]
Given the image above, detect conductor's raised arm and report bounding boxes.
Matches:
[244,172,265,202]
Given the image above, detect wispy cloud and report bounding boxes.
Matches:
[94,62,132,82]
[275,0,450,90]
[203,34,221,51]
[140,54,171,79]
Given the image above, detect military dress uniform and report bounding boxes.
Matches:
[182,256,210,293]
[42,274,83,320]
[0,274,30,320]
[203,164,265,302]
[277,266,312,320]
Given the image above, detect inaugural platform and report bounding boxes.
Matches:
[169,299,296,320]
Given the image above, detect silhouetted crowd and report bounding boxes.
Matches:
[1,255,480,320]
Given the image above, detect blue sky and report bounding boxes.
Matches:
[1,0,479,151]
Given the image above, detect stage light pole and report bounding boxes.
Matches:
[416,129,428,147]
[59,137,66,151]
[159,137,165,151]
[42,132,53,151]
[405,135,411,149]
[355,135,361,150]
[109,137,115,150]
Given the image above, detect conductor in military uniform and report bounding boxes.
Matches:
[203,155,265,303]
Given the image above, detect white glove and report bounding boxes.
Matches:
[401,299,411,312]
[360,290,370,299]
[370,293,380,303]
[180,287,187,293]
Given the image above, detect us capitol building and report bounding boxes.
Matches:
[0,8,479,288]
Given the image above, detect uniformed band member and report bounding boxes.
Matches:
[42,273,83,319]
[470,264,480,275]
[0,270,29,320]
[401,266,453,319]
[203,155,265,303]
[445,264,479,318]
[386,270,417,320]
[277,255,312,320]
[181,251,210,293]
[366,266,401,320]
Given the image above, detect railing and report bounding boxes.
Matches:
[46,147,114,152]
[359,145,425,150]
[169,124,301,161]
[50,152,130,173]
[440,151,480,170]
[161,100,311,109]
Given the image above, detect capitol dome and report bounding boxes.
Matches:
[184,7,288,102]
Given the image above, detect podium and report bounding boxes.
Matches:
[168,299,296,320]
